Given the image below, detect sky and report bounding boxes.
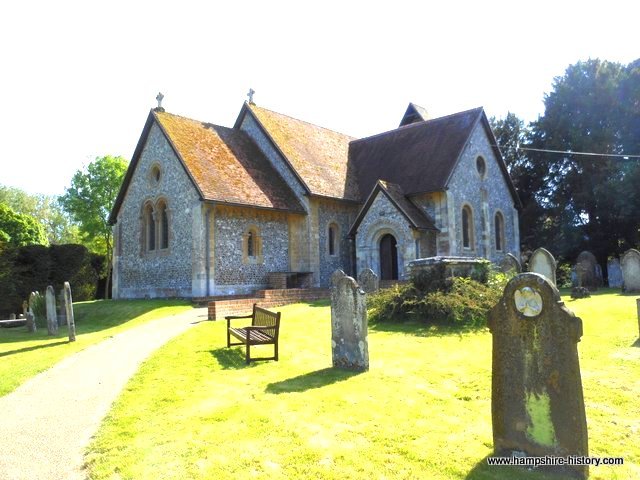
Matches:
[0,0,638,196]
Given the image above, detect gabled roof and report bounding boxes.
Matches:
[348,180,438,237]
[109,110,304,223]
[350,107,483,198]
[235,103,361,201]
[349,107,521,208]
[399,102,429,127]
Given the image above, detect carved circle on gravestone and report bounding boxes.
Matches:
[514,287,543,317]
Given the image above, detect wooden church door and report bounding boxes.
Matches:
[379,234,398,280]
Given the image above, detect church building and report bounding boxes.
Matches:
[108,96,521,298]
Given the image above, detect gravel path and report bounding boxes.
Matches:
[0,307,207,480]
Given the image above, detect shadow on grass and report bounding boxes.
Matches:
[465,455,567,480]
[632,338,640,348]
[209,347,252,369]
[369,319,484,338]
[265,367,362,394]
[0,340,70,358]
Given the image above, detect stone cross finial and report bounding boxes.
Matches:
[247,88,255,104]
[156,92,164,109]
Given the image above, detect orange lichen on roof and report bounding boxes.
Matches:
[155,111,304,212]
[248,104,361,201]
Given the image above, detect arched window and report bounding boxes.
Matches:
[328,223,338,256]
[247,230,255,257]
[462,205,474,250]
[476,156,486,178]
[243,226,263,264]
[158,201,169,250]
[144,203,155,251]
[495,212,505,252]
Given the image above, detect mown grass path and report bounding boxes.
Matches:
[0,307,207,480]
[86,294,639,480]
[0,300,192,397]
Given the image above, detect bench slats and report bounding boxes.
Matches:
[225,304,280,364]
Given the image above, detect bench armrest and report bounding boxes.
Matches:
[225,314,253,320]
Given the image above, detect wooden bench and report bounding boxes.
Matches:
[226,304,281,364]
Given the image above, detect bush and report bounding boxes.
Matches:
[368,267,511,327]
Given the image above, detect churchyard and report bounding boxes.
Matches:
[81,288,639,480]
[0,299,192,397]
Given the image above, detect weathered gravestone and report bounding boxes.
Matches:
[25,312,36,333]
[331,269,346,287]
[63,282,76,342]
[9,313,16,320]
[636,298,640,341]
[57,290,67,326]
[488,273,588,479]
[45,286,58,335]
[574,251,601,290]
[607,258,623,288]
[621,249,640,292]
[528,248,557,286]
[499,253,522,274]
[358,268,379,294]
[330,272,369,371]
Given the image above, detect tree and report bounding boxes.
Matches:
[59,155,128,298]
[0,185,81,244]
[527,58,640,269]
[0,203,48,247]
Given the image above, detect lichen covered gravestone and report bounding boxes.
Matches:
[45,286,58,335]
[488,273,588,479]
[330,272,369,371]
[499,253,521,274]
[528,248,557,286]
[621,249,640,292]
[607,258,623,288]
[358,268,379,294]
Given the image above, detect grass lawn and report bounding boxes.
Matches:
[86,290,639,480]
[0,299,192,397]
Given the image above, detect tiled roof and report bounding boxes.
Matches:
[350,107,484,197]
[348,180,438,237]
[247,104,360,201]
[155,111,304,212]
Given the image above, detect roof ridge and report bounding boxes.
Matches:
[154,110,233,131]
[351,106,484,144]
[248,103,357,140]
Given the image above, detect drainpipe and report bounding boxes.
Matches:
[205,208,211,297]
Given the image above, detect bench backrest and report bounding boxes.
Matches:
[252,304,280,340]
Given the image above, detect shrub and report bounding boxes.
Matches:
[368,267,511,327]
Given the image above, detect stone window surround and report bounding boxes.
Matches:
[242,224,264,265]
[461,203,475,251]
[327,221,340,257]
[148,162,162,186]
[494,210,505,252]
[139,198,172,257]
[476,155,487,179]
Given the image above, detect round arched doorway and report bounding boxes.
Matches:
[379,233,398,280]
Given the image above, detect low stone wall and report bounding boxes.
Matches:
[208,288,329,320]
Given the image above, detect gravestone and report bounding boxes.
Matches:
[330,269,346,288]
[330,273,369,371]
[607,258,623,288]
[9,313,16,320]
[57,290,67,326]
[25,312,36,333]
[621,249,640,292]
[499,253,521,274]
[528,248,557,286]
[574,251,600,290]
[358,268,379,294]
[63,282,76,342]
[488,273,588,479]
[22,301,28,316]
[45,285,58,335]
